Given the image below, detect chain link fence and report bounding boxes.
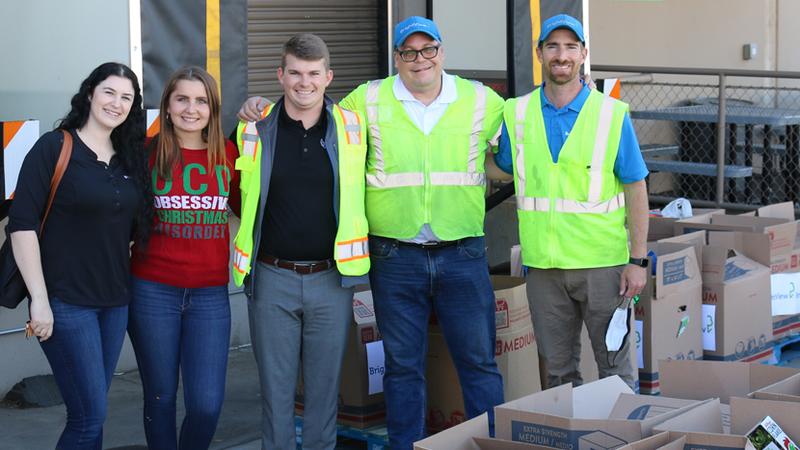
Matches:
[594,66,800,212]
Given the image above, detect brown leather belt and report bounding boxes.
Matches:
[257,254,334,275]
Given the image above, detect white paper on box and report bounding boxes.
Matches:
[635,320,644,369]
[702,304,716,351]
[366,340,385,395]
[770,273,800,315]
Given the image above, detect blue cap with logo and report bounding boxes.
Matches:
[393,16,442,48]
[538,14,585,45]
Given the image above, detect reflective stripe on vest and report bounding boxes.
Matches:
[232,105,273,281]
[364,79,488,188]
[514,93,621,214]
[336,106,362,146]
[336,236,369,262]
[515,192,625,214]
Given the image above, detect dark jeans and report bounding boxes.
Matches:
[39,297,128,450]
[368,235,504,450]
[128,276,231,450]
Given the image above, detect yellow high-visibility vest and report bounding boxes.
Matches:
[342,75,504,240]
[231,104,370,285]
[505,88,629,269]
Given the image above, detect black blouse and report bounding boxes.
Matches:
[8,130,142,307]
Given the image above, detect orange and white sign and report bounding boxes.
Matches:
[146,109,160,138]
[2,120,39,200]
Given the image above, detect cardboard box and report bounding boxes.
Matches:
[648,209,725,241]
[653,399,747,450]
[700,239,773,362]
[295,289,385,428]
[415,420,687,450]
[1,120,39,200]
[635,242,703,394]
[729,397,800,442]
[751,372,800,403]
[654,396,800,450]
[659,360,800,404]
[495,376,701,448]
[426,276,541,433]
[472,432,686,450]
[686,215,798,258]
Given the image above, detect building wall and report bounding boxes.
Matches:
[433,0,506,72]
[589,0,775,71]
[0,0,132,132]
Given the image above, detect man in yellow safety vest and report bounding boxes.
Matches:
[494,14,649,391]
[232,34,369,450]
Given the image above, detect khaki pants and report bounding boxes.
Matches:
[526,265,637,390]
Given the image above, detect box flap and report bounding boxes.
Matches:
[711,215,798,254]
[749,365,800,393]
[473,437,549,450]
[702,246,769,285]
[659,360,748,404]
[414,413,489,450]
[608,394,701,421]
[653,399,724,434]
[650,243,702,298]
[573,376,633,419]
[758,202,795,220]
[618,432,686,450]
[730,397,800,438]
[751,372,800,403]
[707,231,771,267]
[658,230,706,267]
[498,381,573,418]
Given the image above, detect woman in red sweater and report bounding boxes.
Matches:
[129,66,239,450]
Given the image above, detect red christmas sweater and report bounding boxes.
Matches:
[131,140,240,288]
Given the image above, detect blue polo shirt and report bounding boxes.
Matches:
[495,84,648,184]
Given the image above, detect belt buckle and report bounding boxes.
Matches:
[420,241,439,249]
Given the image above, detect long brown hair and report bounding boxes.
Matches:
[152,66,225,179]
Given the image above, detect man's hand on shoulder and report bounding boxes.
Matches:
[238,96,271,122]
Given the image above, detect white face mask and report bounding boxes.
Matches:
[605,298,632,352]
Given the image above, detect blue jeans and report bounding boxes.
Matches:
[368,236,504,450]
[128,276,231,450]
[39,297,128,450]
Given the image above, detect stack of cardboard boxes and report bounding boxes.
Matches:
[414,360,800,450]
[426,276,541,433]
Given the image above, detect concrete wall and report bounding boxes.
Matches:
[0,0,132,132]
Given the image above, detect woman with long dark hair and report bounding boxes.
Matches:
[128,66,239,450]
[8,62,151,449]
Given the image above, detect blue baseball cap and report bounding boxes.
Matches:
[393,16,442,48]
[538,14,585,45]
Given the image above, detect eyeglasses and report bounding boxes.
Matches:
[396,45,440,63]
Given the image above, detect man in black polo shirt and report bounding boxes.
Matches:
[235,34,368,450]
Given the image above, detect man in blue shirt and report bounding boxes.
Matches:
[494,14,649,390]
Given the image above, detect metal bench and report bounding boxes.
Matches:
[644,159,752,177]
[640,144,680,157]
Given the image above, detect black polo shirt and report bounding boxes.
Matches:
[259,106,337,261]
[8,130,142,307]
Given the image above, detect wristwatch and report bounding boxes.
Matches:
[629,257,649,268]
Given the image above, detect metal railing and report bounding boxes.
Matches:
[594,65,800,213]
